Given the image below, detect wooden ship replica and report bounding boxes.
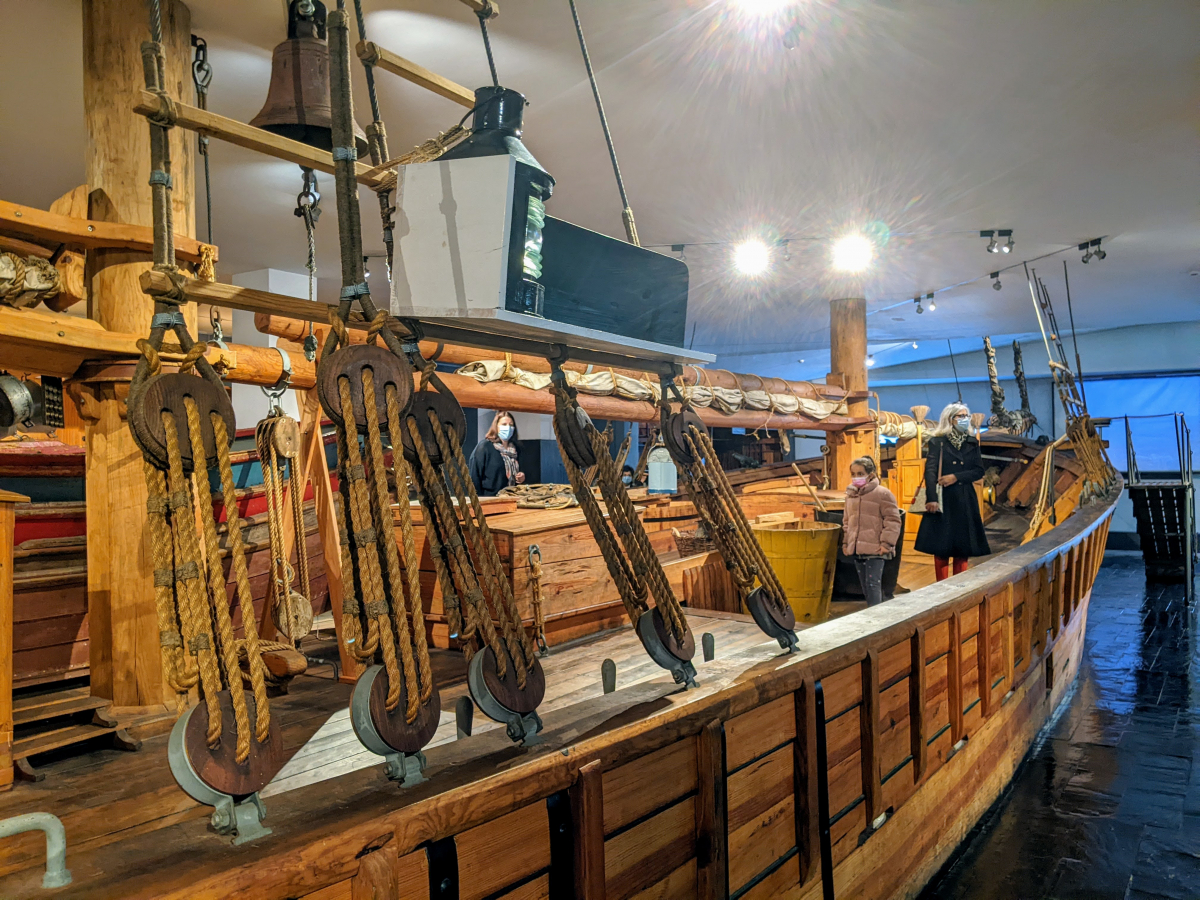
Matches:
[0,2,1120,898]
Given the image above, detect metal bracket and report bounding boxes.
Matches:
[383,750,427,787]
[636,612,699,688]
[349,666,434,787]
[261,345,293,411]
[467,652,544,746]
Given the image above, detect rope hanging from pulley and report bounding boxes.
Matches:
[319,4,544,750]
[551,363,699,687]
[658,376,800,651]
[126,10,279,801]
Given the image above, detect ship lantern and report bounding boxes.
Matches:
[251,0,367,153]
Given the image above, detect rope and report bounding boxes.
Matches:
[528,546,547,654]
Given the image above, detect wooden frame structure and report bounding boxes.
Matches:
[0,483,1118,898]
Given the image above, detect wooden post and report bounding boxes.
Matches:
[570,760,606,900]
[860,650,881,825]
[1002,583,1015,695]
[794,678,820,886]
[828,297,872,490]
[977,596,992,718]
[695,719,728,900]
[0,489,28,792]
[948,612,964,744]
[81,0,195,714]
[909,627,927,782]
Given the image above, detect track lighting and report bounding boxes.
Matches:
[999,229,1013,253]
[991,272,1002,291]
[912,342,919,349]
[865,354,875,367]
[981,230,997,253]
[914,297,924,315]
[926,292,936,312]
[671,244,686,261]
[831,233,874,273]
[733,239,770,275]
[1079,238,1105,264]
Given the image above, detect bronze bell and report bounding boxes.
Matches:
[251,0,367,153]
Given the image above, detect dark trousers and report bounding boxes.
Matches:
[853,555,887,607]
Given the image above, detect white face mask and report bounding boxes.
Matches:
[622,475,633,485]
[954,418,970,434]
[498,424,514,441]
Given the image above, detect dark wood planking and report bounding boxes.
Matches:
[694,720,728,900]
[571,760,607,900]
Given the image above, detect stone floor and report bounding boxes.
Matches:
[921,554,1200,900]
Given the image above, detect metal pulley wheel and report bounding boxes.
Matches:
[317,345,414,435]
[128,373,236,473]
[467,645,546,746]
[636,606,699,688]
[350,665,441,785]
[167,690,284,844]
[744,586,799,653]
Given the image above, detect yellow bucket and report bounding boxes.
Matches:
[753,520,841,623]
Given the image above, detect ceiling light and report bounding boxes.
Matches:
[831,233,873,273]
[1092,238,1106,260]
[991,272,1002,291]
[732,0,793,17]
[733,239,770,276]
[999,229,1013,253]
[981,230,997,253]
[914,297,923,315]
[865,354,875,367]
[912,342,919,349]
[926,292,936,312]
[1079,242,1092,264]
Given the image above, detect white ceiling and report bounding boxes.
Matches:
[4,0,1198,382]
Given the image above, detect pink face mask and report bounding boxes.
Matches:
[850,477,868,487]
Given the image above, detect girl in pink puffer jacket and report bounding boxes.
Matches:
[843,457,902,607]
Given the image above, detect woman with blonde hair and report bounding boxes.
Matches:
[469,410,526,496]
[914,402,990,581]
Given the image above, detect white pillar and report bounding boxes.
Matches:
[230,269,305,425]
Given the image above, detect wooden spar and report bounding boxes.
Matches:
[356,42,475,108]
[827,297,873,489]
[0,198,213,266]
[130,91,388,190]
[256,313,854,403]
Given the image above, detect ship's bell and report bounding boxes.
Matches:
[251,0,367,153]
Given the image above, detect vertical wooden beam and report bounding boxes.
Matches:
[571,760,606,900]
[297,387,362,684]
[351,844,398,900]
[827,297,871,489]
[909,627,927,782]
[977,596,992,718]
[794,678,820,886]
[1049,554,1064,640]
[0,490,27,792]
[948,612,964,744]
[860,650,881,825]
[696,719,728,900]
[1002,583,1015,694]
[82,0,195,711]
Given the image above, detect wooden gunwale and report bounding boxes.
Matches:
[0,480,1120,899]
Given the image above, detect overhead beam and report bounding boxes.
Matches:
[357,42,476,108]
[131,92,389,190]
[0,199,213,265]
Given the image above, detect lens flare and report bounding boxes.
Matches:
[830,233,873,273]
[733,239,771,276]
[732,0,793,18]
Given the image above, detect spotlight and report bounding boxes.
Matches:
[363,255,371,278]
[999,229,1013,253]
[926,292,936,312]
[991,272,1002,291]
[912,342,919,349]
[1092,238,1106,260]
[914,297,924,315]
[981,230,997,253]
[1079,242,1092,264]
[780,239,791,262]
[831,233,873,273]
[865,354,876,368]
[733,239,770,276]
[671,244,686,261]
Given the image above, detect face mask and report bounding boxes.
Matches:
[498,425,514,441]
[850,477,868,487]
[622,475,633,485]
[954,418,970,434]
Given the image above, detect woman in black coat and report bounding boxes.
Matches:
[469,410,525,497]
[914,402,991,581]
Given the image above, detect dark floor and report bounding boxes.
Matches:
[921,555,1200,900]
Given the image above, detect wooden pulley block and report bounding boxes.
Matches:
[400,390,466,466]
[663,410,707,467]
[555,402,596,469]
[317,345,413,435]
[351,665,442,755]
[744,585,798,653]
[467,644,546,745]
[273,588,314,640]
[175,690,285,798]
[269,415,301,459]
[128,373,236,473]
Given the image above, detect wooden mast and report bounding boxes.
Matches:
[81,0,195,714]
[827,297,872,490]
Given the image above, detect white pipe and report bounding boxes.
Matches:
[0,812,72,889]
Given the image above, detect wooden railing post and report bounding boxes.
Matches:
[1002,583,1015,696]
[948,612,964,744]
[570,760,606,900]
[861,651,881,825]
[977,596,993,718]
[794,678,820,886]
[0,489,27,792]
[695,719,728,900]
[909,627,927,782]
